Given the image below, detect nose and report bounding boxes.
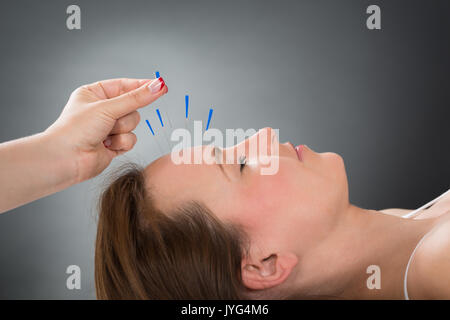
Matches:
[246,127,279,157]
[223,127,279,162]
[283,141,295,151]
[258,127,277,143]
[258,127,278,149]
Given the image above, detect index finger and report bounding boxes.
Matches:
[86,78,152,100]
[98,77,168,119]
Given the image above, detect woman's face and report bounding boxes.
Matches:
[145,127,349,287]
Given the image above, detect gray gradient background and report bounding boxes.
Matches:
[0,0,449,299]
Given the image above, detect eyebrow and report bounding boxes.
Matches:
[213,146,230,181]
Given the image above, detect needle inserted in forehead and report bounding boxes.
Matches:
[146,119,164,154]
[156,108,171,151]
[163,108,173,128]
[145,119,155,136]
[206,108,213,130]
[156,108,164,127]
[184,94,190,132]
[185,95,189,119]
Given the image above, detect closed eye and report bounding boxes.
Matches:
[239,155,247,173]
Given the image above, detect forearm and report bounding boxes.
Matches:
[0,78,166,214]
[0,132,78,213]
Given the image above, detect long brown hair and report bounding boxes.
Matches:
[95,164,249,299]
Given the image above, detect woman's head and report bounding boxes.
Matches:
[95,165,248,299]
[95,127,350,299]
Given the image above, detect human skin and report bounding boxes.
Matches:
[0,77,168,213]
[145,128,450,299]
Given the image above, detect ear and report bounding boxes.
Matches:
[241,252,298,290]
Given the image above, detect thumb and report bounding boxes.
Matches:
[100,77,167,119]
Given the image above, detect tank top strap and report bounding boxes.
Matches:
[403,231,431,300]
[402,189,450,219]
[403,188,450,299]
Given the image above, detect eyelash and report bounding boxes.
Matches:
[239,155,247,172]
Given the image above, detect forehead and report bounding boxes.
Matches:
[143,146,225,211]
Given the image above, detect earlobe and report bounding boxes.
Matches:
[241,253,298,290]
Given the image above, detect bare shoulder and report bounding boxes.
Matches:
[407,217,450,299]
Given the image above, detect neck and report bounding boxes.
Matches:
[294,204,436,299]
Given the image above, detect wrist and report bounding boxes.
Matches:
[39,129,81,187]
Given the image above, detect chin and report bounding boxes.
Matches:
[322,152,347,185]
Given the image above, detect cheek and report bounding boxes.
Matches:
[231,165,298,230]
[233,180,275,228]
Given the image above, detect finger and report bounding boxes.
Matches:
[110,111,141,135]
[104,133,137,152]
[84,78,152,99]
[99,77,168,119]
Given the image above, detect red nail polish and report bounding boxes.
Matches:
[159,77,166,90]
[148,77,164,93]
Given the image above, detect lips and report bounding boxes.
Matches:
[295,145,303,161]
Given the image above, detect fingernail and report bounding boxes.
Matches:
[104,138,112,147]
[147,77,165,93]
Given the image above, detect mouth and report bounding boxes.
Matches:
[295,145,303,161]
[287,142,303,162]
